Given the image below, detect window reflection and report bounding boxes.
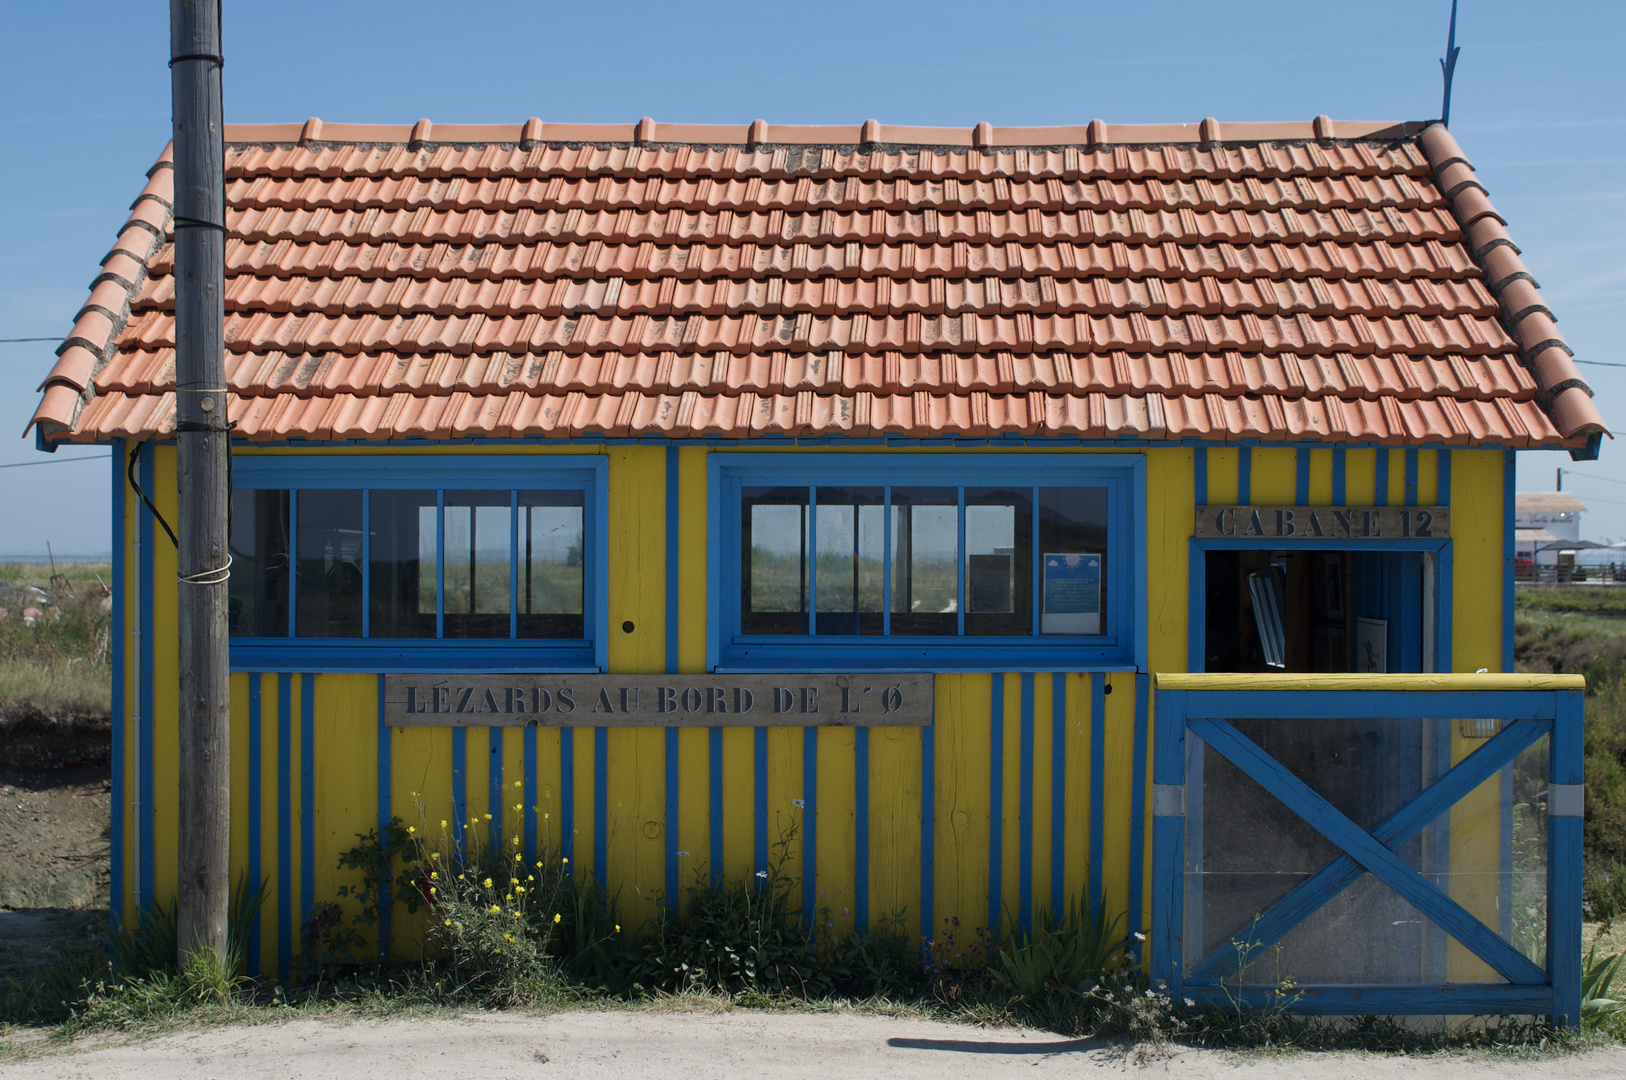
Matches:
[228,489,289,637]
[964,487,1030,636]
[294,490,363,638]
[742,487,808,634]
[519,491,585,639]
[1039,487,1108,635]
[814,487,884,635]
[444,491,513,639]
[369,490,437,639]
[889,488,957,636]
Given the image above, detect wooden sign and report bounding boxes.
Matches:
[383,673,934,727]
[1195,505,1449,541]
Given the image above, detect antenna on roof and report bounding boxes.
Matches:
[1439,0,1462,126]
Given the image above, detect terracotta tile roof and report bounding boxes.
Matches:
[28,116,1607,447]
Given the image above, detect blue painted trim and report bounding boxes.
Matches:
[1404,448,1419,506]
[855,726,870,935]
[593,725,608,886]
[1503,450,1515,673]
[1089,674,1105,909]
[139,445,155,911]
[988,673,1005,937]
[1018,673,1034,934]
[590,464,611,672]
[709,727,723,887]
[1150,687,1186,994]
[1437,542,1454,673]
[232,454,605,488]
[1187,540,1206,672]
[754,726,768,880]
[1184,985,1553,1015]
[451,727,467,856]
[1375,446,1391,505]
[524,724,538,862]
[1437,449,1451,508]
[802,725,818,926]
[560,727,575,865]
[1185,717,1548,984]
[1294,449,1310,505]
[1332,448,1346,504]
[920,723,935,942]
[665,445,680,675]
[709,453,1143,671]
[1182,688,1559,721]
[229,640,599,674]
[488,725,502,854]
[665,725,680,910]
[301,676,316,937]
[276,671,292,982]
[109,441,125,926]
[1193,446,1207,506]
[1128,672,1149,942]
[1236,446,1251,505]
[375,674,390,959]
[1190,717,1547,986]
[248,674,263,974]
[1050,673,1066,918]
[1552,690,1585,1025]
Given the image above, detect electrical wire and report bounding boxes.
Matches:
[0,454,104,469]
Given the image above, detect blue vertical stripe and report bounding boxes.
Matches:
[109,441,125,926]
[1502,450,1515,673]
[594,726,608,886]
[709,727,724,887]
[138,446,155,910]
[665,725,680,910]
[452,727,467,856]
[988,674,1005,937]
[1089,674,1106,909]
[1375,448,1391,505]
[920,724,935,942]
[489,726,503,854]
[560,727,575,865]
[1018,673,1034,934]
[301,676,316,938]
[374,674,390,959]
[754,726,768,880]
[248,675,263,974]
[854,727,870,934]
[1128,673,1150,943]
[665,445,680,674]
[802,726,818,925]
[1236,447,1252,506]
[1404,448,1419,506]
[1294,448,1310,505]
[1332,447,1347,505]
[524,725,538,863]
[276,671,292,981]
[1050,673,1066,917]
[1193,446,1208,506]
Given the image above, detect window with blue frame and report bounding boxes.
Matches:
[226,456,607,672]
[710,454,1144,671]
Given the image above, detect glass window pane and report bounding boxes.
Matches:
[294,489,363,638]
[888,487,957,636]
[444,491,512,639]
[965,487,1030,636]
[228,488,289,637]
[742,486,808,635]
[369,490,436,639]
[814,487,884,635]
[519,490,585,639]
[1038,487,1109,636]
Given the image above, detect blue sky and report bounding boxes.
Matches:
[1,1,1622,555]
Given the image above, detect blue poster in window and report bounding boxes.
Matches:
[1042,553,1100,635]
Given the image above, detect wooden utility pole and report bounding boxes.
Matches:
[170,0,231,966]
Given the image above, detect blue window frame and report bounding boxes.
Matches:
[708,453,1145,672]
[227,455,608,673]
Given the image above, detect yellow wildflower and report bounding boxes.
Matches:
[515,885,526,894]
[615,924,621,933]
[440,820,448,828]
[430,870,439,880]
[490,904,501,914]
[484,813,493,820]
[513,780,522,788]
[483,877,493,888]
[505,933,514,942]
[407,825,416,834]
[443,919,451,926]
[553,913,562,924]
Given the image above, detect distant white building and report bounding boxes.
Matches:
[1515,492,1586,566]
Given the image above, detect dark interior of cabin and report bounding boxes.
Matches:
[1203,549,1428,674]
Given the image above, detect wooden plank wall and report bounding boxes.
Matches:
[110,444,1507,978]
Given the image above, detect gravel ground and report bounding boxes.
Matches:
[1,1010,1623,1080]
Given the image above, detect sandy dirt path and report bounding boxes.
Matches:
[2,1010,1624,1080]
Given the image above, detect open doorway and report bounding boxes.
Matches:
[1202,549,1431,674]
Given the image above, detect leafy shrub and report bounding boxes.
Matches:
[991,895,1126,1000]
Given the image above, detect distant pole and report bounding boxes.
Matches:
[1558,468,1563,492]
[170,0,231,967]
[1439,0,1462,126]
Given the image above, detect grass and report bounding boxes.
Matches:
[0,562,111,718]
